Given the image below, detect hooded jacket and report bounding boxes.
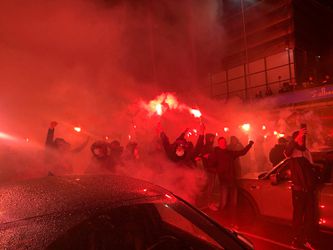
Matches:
[160,131,204,167]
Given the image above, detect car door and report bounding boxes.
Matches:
[248,163,293,221]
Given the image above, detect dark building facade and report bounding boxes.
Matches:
[211,0,333,101]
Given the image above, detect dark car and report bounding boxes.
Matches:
[0,175,253,250]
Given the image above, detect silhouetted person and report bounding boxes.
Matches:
[285,128,319,249]
[269,137,288,167]
[228,136,244,178]
[45,121,89,175]
[158,123,204,168]
[197,133,216,207]
[124,142,140,161]
[208,137,254,213]
[265,86,273,96]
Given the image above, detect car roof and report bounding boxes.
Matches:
[0,174,169,224]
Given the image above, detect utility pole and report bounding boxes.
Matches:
[240,0,249,101]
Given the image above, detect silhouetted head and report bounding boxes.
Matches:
[217,137,227,149]
[91,141,109,158]
[205,133,215,146]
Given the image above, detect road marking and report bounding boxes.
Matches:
[238,230,296,249]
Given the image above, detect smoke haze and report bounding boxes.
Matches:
[0,0,329,201]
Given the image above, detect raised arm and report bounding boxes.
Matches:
[45,121,57,147]
[231,141,254,158]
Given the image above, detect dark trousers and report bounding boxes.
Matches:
[292,189,317,242]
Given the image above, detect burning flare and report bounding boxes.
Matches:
[189,108,202,118]
[74,127,81,133]
[241,123,251,132]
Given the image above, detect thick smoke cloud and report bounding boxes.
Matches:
[0,0,329,201]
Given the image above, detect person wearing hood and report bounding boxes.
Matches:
[158,122,205,168]
[87,139,124,174]
[269,137,288,167]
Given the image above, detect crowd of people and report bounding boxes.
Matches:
[254,74,332,100]
[44,120,326,249]
[44,121,254,212]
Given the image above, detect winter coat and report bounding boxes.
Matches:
[208,142,253,186]
[160,131,204,168]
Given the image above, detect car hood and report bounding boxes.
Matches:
[0,175,166,224]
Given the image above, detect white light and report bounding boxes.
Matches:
[74,127,81,133]
[241,123,250,132]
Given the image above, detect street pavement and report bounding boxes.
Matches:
[203,208,333,250]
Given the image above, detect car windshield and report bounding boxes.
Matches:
[1,195,247,250]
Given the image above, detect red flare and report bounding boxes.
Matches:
[241,123,250,132]
[74,127,81,133]
[156,103,163,116]
[190,108,202,118]
[164,93,179,109]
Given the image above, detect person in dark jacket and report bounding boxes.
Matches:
[87,139,124,174]
[208,137,254,211]
[158,123,205,168]
[45,121,89,153]
[285,129,319,249]
[228,136,244,178]
[269,137,288,167]
[197,133,217,207]
[45,121,89,174]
